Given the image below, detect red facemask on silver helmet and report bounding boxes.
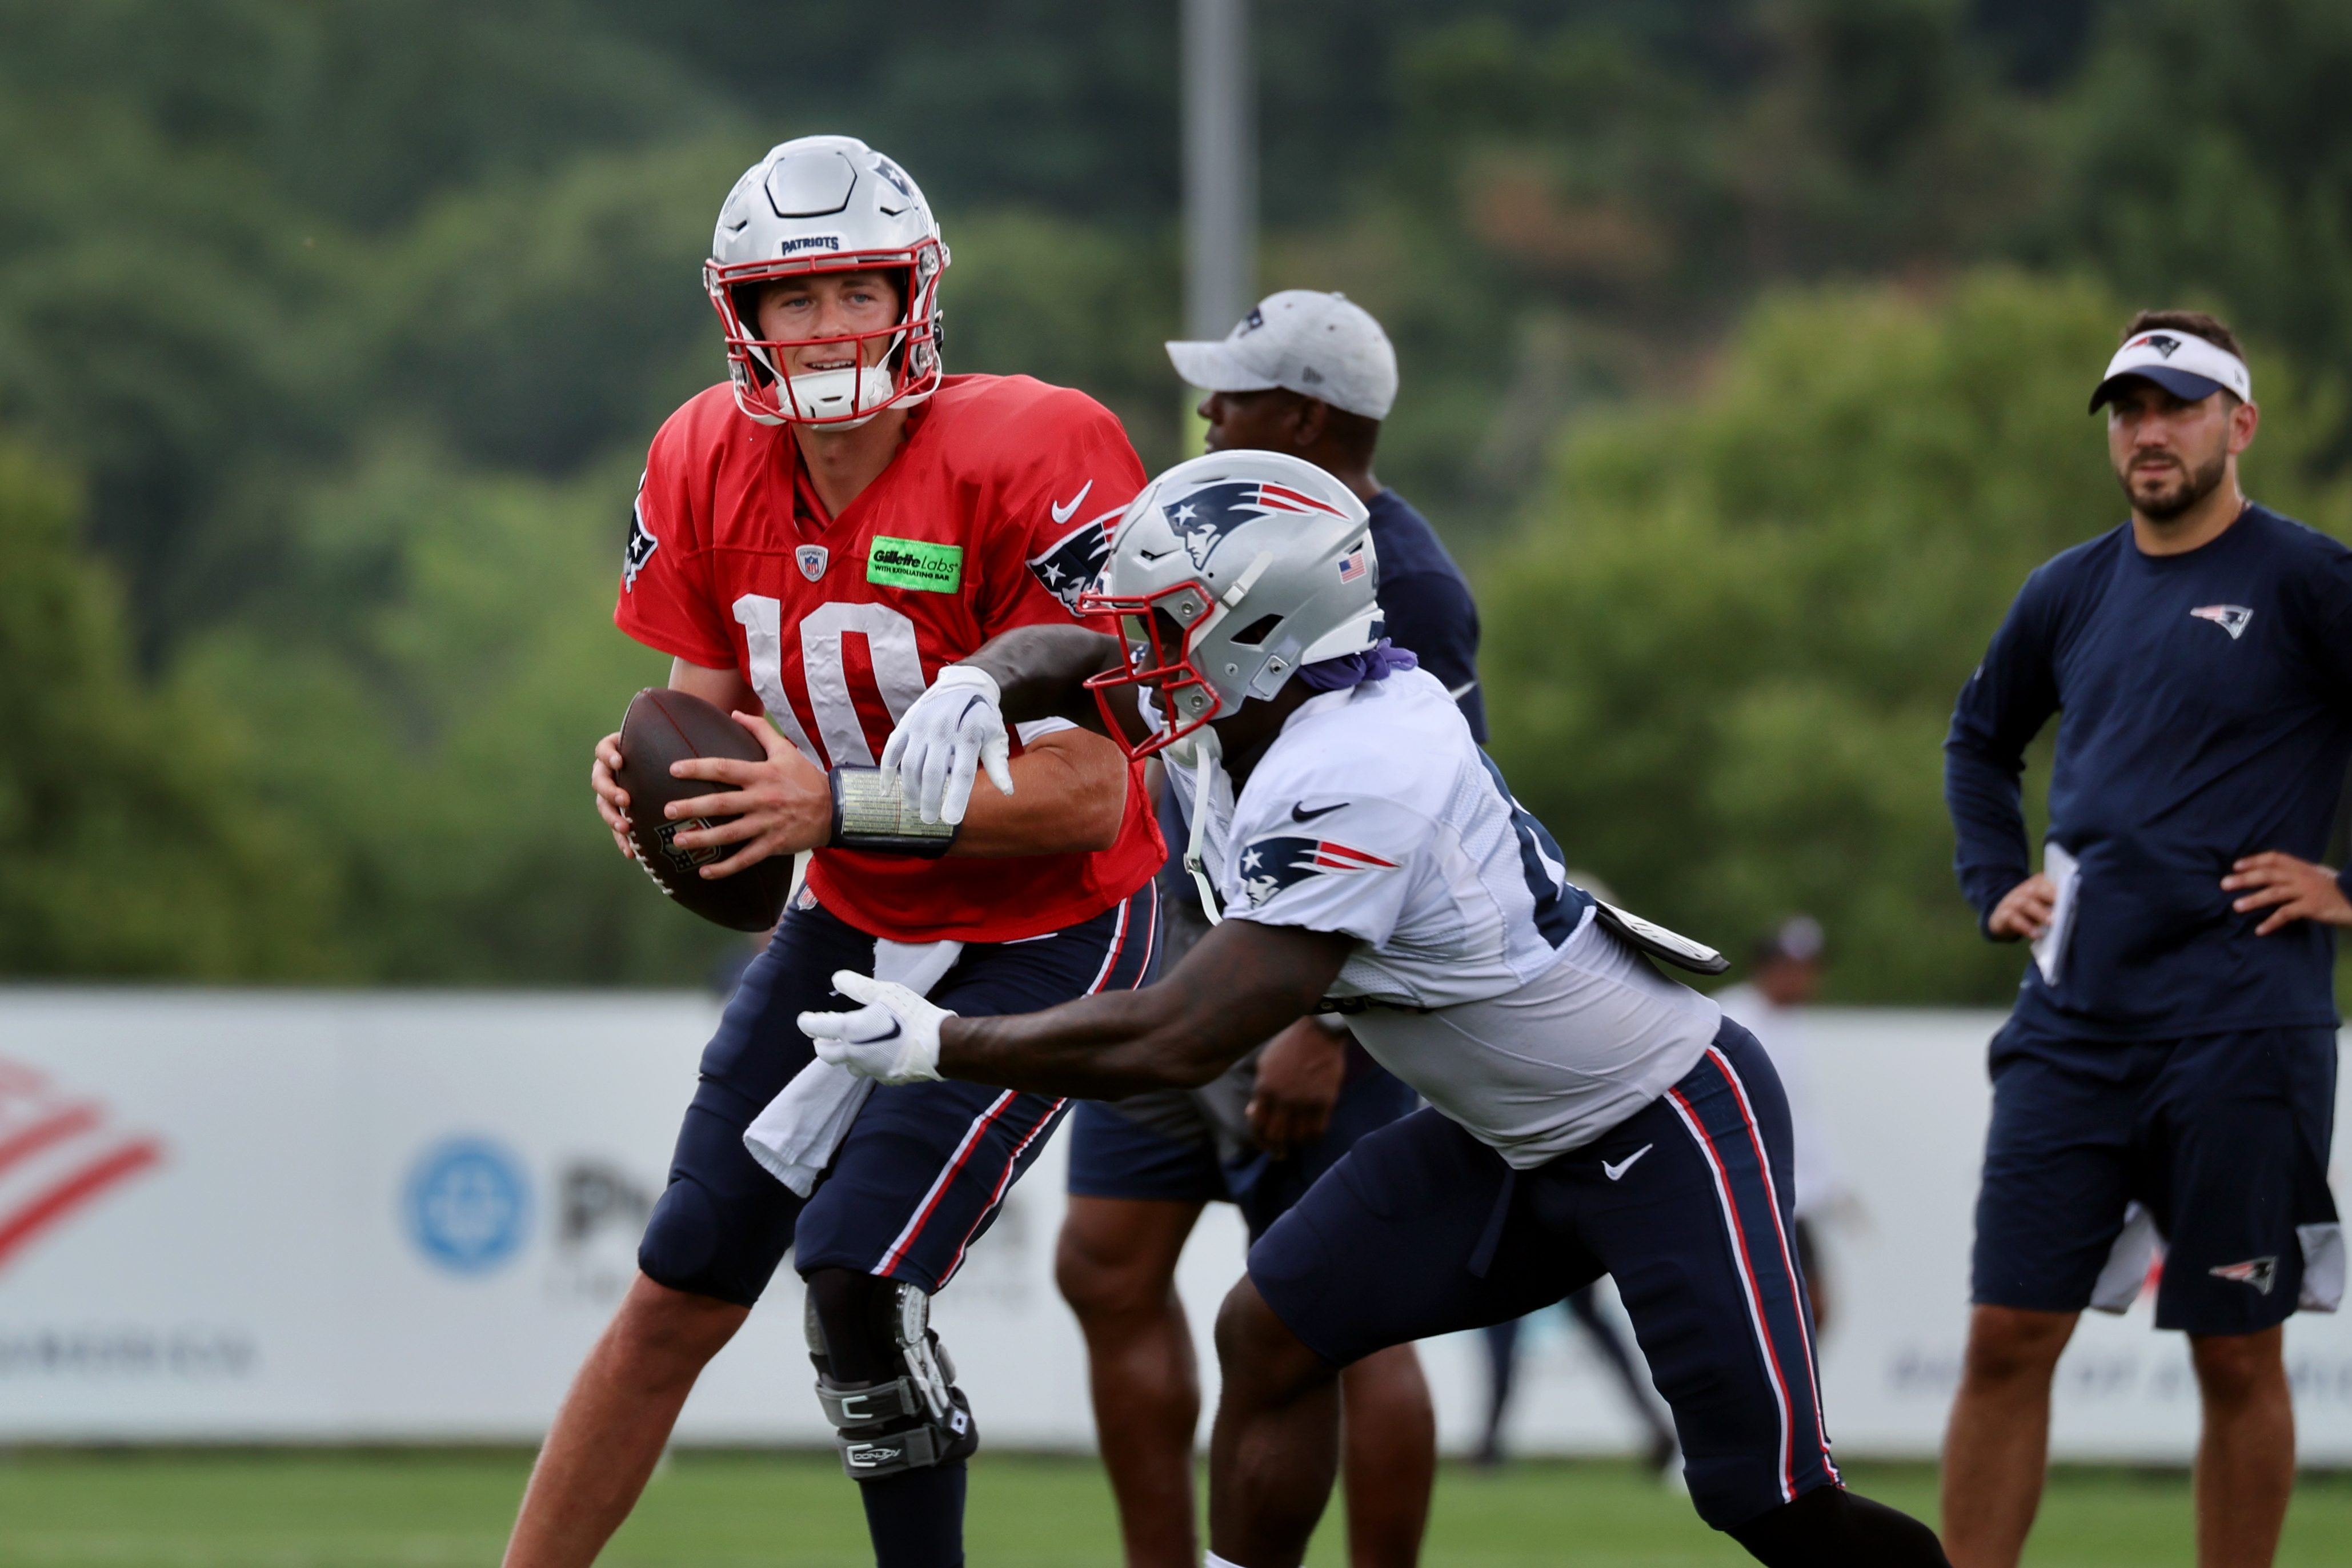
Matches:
[704,136,948,429]
[1079,451,1380,760]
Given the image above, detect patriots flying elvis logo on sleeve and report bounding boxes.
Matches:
[1028,518,1116,614]
[622,493,658,591]
[1170,481,1348,572]
[1239,833,1397,908]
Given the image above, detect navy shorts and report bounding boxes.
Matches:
[1973,1021,2341,1335]
[1247,1019,1836,1530]
[1067,1061,1420,1241]
[638,880,1161,1304]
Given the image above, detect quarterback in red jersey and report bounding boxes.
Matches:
[503,137,1160,1568]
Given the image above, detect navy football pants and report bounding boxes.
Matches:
[1248,1019,1837,1530]
[638,881,1160,1304]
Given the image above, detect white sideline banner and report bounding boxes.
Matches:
[2,990,2349,1462]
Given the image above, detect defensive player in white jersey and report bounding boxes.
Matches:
[805,452,1953,1567]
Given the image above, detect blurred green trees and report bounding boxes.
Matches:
[0,445,339,975]
[1482,272,2352,1001]
[5,0,2351,991]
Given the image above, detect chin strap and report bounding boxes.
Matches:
[1177,730,1224,925]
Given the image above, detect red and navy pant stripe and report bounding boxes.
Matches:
[1244,1015,1837,1530]
[638,879,1160,1305]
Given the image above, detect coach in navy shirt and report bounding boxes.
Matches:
[1941,311,2351,1568]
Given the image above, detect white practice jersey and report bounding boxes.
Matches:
[1176,667,1721,1168]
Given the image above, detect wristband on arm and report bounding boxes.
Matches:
[829,765,960,857]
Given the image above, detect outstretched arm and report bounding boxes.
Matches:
[802,919,1356,1097]
[961,623,1136,737]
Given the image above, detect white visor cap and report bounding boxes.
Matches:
[2090,328,2253,413]
[1166,290,1400,420]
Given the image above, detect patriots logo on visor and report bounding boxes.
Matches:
[1168,481,1349,572]
[1237,833,1397,908]
[2133,333,2183,359]
[1028,519,1115,614]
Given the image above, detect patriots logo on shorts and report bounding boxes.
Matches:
[1238,834,1396,908]
[2209,1256,2278,1295]
[1028,519,1114,614]
[622,495,658,591]
[1170,481,1349,572]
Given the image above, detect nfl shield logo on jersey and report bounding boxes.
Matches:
[796,544,830,582]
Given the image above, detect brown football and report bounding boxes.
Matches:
[614,687,795,933]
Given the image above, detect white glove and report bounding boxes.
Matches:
[879,665,1015,825]
[799,970,953,1084]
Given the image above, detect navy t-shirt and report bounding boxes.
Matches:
[1365,488,1486,743]
[1945,504,2352,1039]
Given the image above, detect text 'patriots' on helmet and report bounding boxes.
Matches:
[1077,450,1380,757]
[705,135,949,429]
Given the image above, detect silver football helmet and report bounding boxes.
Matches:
[705,136,948,428]
[1079,450,1380,756]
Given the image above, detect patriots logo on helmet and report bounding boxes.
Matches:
[623,495,659,591]
[2209,1256,2278,1294]
[1237,833,1397,908]
[1168,481,1350,573]
[1028,519,1115,614]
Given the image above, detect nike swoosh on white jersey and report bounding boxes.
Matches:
[1050,479,1095,524]
[1602,1144,1654,1181]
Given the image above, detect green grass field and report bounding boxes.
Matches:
[2,1448,2349,1566]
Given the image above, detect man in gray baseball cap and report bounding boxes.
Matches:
[1164,288,1401,421]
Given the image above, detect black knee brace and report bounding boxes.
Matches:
[805,1270,978,1480]
[1726,1485,1952,1567]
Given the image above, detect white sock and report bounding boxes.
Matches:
[1205,1554,1249,1568]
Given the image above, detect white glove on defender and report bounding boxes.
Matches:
[799,971,954,1084]
[880,665,1014,825]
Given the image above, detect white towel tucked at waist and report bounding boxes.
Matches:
[741,937,965,1197]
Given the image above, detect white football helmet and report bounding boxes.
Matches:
[704,136,948,428]
[1079,450,1380,757]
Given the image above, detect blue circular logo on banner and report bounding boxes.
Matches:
[404,1138,532,1274]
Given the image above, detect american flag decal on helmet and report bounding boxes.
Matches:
[1337,546,1367,584]
[1238,834,1397,907]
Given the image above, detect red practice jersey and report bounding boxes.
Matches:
[616,374,1161,943]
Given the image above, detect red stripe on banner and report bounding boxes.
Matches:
[0,1140,163,1274]
[0,1105,103,1181]
[1667,1086,1799,1502]
[1703,1048,1840,1481]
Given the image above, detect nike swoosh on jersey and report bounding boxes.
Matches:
[1602,1144,1653,1181]
[1050,479,1095,524]
[1291,800,1348,823]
